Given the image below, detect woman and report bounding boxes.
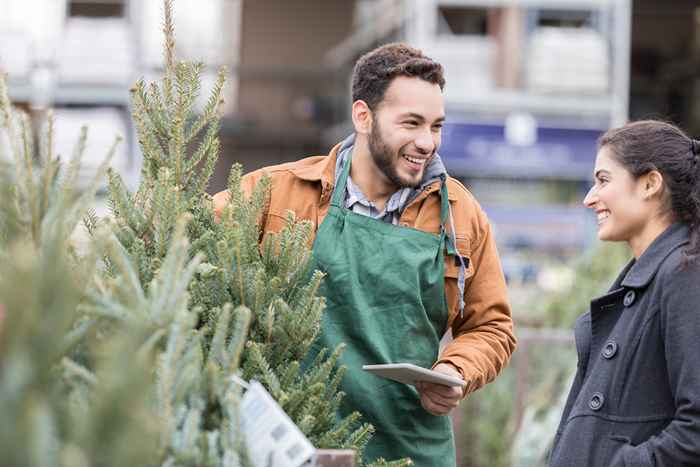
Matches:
[549,120,700,467]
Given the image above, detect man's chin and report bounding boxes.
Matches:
[398,172,423,189]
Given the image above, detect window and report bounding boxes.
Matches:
[437,6,489,36]
[69,0,125,18]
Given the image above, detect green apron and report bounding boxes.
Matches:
[308,154,457,465]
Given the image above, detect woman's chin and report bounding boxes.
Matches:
[597,225,613,241]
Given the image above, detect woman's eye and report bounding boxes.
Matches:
[404,121,418,127]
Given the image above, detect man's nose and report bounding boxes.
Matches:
[415,127,436,154]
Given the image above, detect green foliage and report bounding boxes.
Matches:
[459,367,515,467]
[0,1,412,464]
[0,82,160,466]
[85,0,395,464]
[540,242,630,328]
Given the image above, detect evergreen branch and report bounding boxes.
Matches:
[38,110,58,222]
[226,306,251,375]
[17,112,41,243]
[208,304,232,369]
[184,115,218,176]
[83,208,100,238]
[130,80,167,177]
[61,125,88,197]
[0,71,22,174]
[162,0,177,109]
[186,66,226,143]
[148,81,171,140]
[105,234,147,305]
[62,357,98,387]
[190,137,219,196]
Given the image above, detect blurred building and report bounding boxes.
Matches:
[1,0,240,191]
[2,0,700,272]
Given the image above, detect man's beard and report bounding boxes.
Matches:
[368,119,422,189]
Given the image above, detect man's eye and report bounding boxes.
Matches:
[404,121,418,126]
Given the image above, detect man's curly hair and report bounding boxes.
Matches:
[351,43,445,110]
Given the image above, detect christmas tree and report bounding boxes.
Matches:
[0,0,412,463]
[1,71,253,466]
[0,73,160,467]
[90,0,408,464]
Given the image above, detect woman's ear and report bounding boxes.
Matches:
[642,170,665,200]
[351,100,373,135]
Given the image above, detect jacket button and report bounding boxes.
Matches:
[589,392,605,411]
[602,341,618,359]
[623,290,636,307]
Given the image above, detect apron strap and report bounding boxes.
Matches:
[441,180,467,318]
[331,152,352,208]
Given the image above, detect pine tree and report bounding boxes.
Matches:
[92,1,409,464]
[0,73,160,467]
[1,62,252,467]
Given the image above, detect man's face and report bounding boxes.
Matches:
[367,76,445,188]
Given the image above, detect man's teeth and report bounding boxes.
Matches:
[403,154,425,165]
[597,211,609,222]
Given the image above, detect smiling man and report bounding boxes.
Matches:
[213,43,516,465]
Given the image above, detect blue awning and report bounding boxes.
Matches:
[440,122,603,180]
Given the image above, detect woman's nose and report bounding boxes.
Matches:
[583,186,597,208]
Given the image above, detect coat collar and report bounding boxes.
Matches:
[620,222,690,289]
[287,137,457,201]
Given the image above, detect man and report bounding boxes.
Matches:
[214,43,515,465]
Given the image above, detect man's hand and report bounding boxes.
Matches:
[416,363,464,416]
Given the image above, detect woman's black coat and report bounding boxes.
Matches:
[549,223,700,467]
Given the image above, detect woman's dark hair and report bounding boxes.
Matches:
[351,43,445,110]
[599,120,700,263]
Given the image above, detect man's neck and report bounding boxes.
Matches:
[349,141,398,212]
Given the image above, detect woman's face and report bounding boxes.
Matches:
[583,146,650,244]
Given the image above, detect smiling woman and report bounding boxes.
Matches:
[550,120,700,467]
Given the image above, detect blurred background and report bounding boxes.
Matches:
[1,0,699,465]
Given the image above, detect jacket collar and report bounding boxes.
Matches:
[620,222,690,289]
[288,136,457,200]
[288,142,340,188]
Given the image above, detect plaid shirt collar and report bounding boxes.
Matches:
[344,172,412,224]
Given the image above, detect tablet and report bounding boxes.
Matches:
[362,363,466,388]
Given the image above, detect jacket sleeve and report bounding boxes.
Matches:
[435,220,516,396]
[618,262,700,466]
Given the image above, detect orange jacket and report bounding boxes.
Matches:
[213,142,516,396]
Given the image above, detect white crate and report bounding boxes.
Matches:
[57,18,134,85]
[422,38,497,100]
[133,0,227,68]
[0,0,66,62]
[526,27,610,95]
[0,31,33,78]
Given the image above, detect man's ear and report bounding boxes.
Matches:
[351,100,373,135]
[642,170,665,200]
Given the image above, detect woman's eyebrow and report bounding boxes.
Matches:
[594,169,611,178]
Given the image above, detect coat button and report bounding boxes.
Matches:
[589,392,605,411]
[602,341,618,359]
[623,290,636,307]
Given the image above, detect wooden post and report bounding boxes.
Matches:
[314,449,356,467]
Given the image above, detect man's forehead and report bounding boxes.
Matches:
[380,78,445,120]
